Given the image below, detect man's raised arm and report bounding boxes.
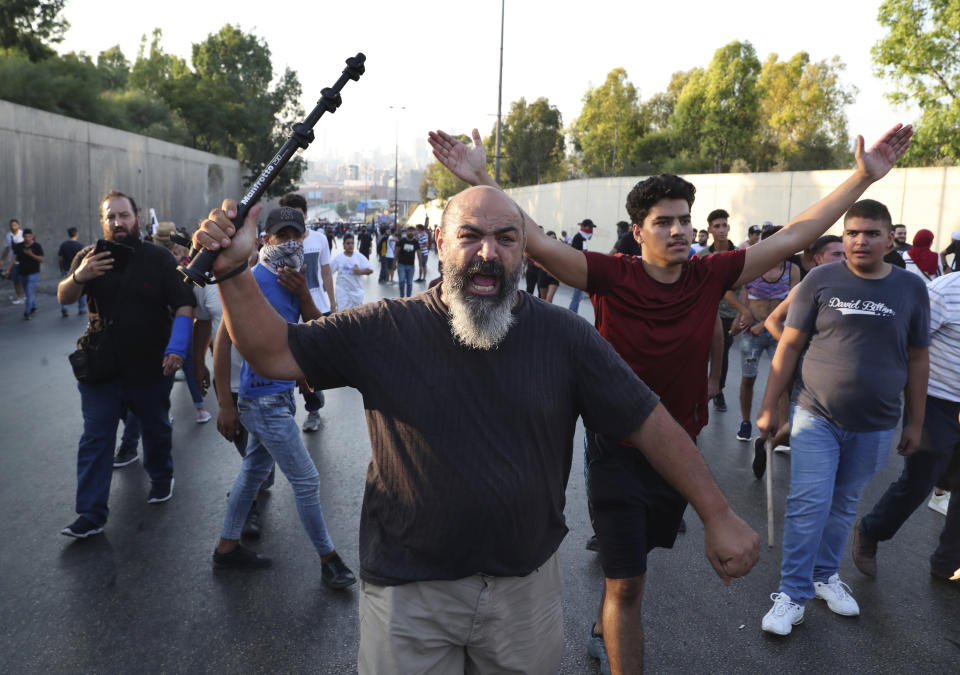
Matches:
[735,124,913,287]
[428,128,589,290]
[193,200,304,382]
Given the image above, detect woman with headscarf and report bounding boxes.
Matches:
[904,228,943,282]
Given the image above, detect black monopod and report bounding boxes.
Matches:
[179,52,366,287]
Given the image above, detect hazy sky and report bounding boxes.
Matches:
[58,0,917,169]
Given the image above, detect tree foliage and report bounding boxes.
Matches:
[568,41,855,177]
[757,53,855,170]
[0,0,68,61]
[490,97,566,187]
[873,0,960,165]
[570,68,648,177]
[0,23,306,195]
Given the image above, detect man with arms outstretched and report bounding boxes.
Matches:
[428,123,912,672]
[194,185,759,675]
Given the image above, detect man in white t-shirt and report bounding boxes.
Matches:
[331,233,373,310]
[3,219,25,303]
[279,194,335,432]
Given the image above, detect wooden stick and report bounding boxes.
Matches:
[766,439,775,548]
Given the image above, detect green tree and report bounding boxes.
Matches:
[0,0,68,61]
[492,97,566,187]
[756,52,855,171]
[668,67,710,171]
[131,25,305,195]
[701,41,762,172]
[570,68,648,177]
[97,45,130,90]
[873,0,960,164]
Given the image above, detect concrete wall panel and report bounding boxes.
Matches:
[1,100,243,291]
[507,166,960,256]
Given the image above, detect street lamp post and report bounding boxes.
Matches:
[494,0,505,184]
[390,105,406,228]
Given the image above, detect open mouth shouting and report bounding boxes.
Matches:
[469,272,501,296]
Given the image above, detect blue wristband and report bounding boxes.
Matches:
[164,314,193,359]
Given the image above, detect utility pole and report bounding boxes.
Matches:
[494,0,505,184]
[390,105,405,227]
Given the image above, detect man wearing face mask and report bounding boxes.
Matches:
[194,186,759,674]
[57,190,196,538]
[209,206,356,590]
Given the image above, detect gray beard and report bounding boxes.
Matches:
[444,261,523,351]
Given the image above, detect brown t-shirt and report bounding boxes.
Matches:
[288,286,660,585]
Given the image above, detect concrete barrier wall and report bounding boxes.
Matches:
[506,167,960,256]
[0,100,243,291]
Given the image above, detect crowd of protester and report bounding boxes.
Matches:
[5,119,959,674]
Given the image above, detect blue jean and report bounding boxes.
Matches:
[568,287,584,313]
[181,340,204,409]
[223,390,334,555]
[120,408,140,449]
[740,329,778,379]
[21,272,38,315]
[76,376,174,525]
[779,406,895,603]
[60,267,86,312]
[397,263,414,297]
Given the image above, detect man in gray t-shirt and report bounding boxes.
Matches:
[756,199,930,637]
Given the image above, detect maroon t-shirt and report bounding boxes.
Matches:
[586,249,745,437]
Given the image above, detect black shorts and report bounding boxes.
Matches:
[586,430,687,579]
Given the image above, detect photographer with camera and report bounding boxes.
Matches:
[57,190,196,539]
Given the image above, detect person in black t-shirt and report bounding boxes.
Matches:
[194,183,759,675]
[5,228,43,319]
[57,190,196,539]
[940,233,960,273]
[395,226,419,297]
[58,227,86,317]
[611,219,642,257]
[357,225,373,258]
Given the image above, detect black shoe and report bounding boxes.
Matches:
[23,314,30,321]
[713,392,727,412]
[585,534,600,552]
[321,553,357,589]
[930,566,959,586]
[147,478,174,504]
[30,306,37,314]
[242,501,262,539]
[752,438,767,479]
[61,309,69,318]
[113,444,139,468]
[61,516,104,539]
[213,544,272,570]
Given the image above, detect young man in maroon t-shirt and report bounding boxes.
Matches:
[428,124,913,674]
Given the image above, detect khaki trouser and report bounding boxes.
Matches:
[358,553,563,675]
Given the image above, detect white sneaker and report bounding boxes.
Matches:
[773,445,791,455]
[302,411,321,432]
[928,492,950,516]
[12,297,24,305]
[196,409,212,424]
[761,592,804,635]
[814,574,860,616]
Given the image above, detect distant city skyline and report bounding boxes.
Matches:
[58,1,918,174]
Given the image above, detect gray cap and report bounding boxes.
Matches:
[265,207,305,234]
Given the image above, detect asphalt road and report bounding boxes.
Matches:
[0,259,957,674]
